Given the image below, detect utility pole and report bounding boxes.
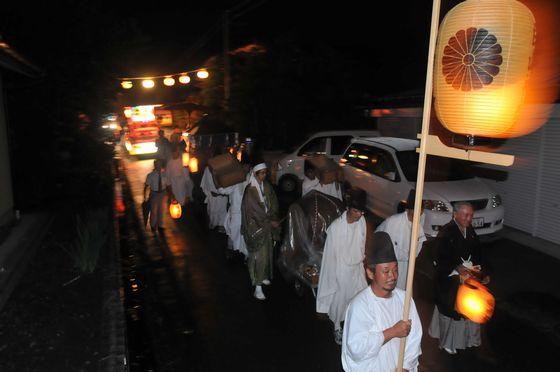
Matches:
[223,10,231,118]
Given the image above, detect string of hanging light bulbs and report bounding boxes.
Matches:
[119,68,210,89]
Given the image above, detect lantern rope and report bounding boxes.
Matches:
[118,67,209,81]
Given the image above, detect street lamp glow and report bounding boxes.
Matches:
[196,70,209,79]
[178,75,191,84]
[163,77,175,86]
[142,79,155,89]
[121,81,133,89]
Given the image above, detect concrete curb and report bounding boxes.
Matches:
[98,161,129,371]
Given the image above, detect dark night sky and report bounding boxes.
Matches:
[1,1,468,96]
[110,0,445,94]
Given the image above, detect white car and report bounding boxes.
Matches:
[275,130,380,192]
[340,137,504,236]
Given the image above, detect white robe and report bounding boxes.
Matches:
[302,177,342,201]
[342,287,422,372]
[375,212,426,290]
[317,212,368,330]
[165,158,194,206]
[218,175,250,257]
[201,167,228,229]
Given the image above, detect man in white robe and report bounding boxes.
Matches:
[342,231,422,372]
[302,160,342,200]
[166,148,194,206]
[375,189,426,290]
[201,166,228,230]
[317,188,368,345]
[218,166,250,258]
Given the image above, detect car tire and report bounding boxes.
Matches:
[279,175,298,193]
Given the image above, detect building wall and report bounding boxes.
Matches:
[479,105,560,245]
[0,73,14,229]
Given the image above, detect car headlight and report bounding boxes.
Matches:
[491,194,502,208]
[424,200,450,212]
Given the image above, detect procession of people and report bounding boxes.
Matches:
[143,129,492,371]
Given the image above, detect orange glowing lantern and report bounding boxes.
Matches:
[434,0,537,138]
[178,75,191,84]
[121,81,133,89]
[456,278,495,324]
[163,77,175,86]
[169,201,182,219]
[188,157,199,173]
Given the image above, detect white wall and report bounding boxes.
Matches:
[481,105,560,244]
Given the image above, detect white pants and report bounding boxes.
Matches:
[149,191,166,228]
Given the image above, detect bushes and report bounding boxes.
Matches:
[66,208,109,274]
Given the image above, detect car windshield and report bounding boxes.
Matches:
[396,151,475,182]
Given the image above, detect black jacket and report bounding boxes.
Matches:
[433,220,483,319]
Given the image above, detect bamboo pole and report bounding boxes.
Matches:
[396,0,442,370]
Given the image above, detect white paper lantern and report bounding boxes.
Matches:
[434,0,536,138]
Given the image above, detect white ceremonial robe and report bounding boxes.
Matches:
[218,175,250,257]
[302,177,320,197]
[165,158,194,206]
[317,181,343,201]
[342,287,422,372]
[375,212,426,290]
[201,167,228,229]
[302,177,343,201]
[317,212,368,330]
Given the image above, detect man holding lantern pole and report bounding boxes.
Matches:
[341,231,422,371]
[428,202,490,355]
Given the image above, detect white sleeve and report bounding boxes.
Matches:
[343,299,385,363]
[403,299,423,371]
[217,185,235,195]
[316,224,338,313]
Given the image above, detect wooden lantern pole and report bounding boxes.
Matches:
[396,0,441,370]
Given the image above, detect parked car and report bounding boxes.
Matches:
[275,130,380,192]
[340,137,504,236]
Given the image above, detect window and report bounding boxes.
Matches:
[330,136,353,155]
[396,151,475,182]
[297,137,327,156]
[343,143,399,181]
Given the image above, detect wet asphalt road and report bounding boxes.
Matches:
[121,155,560,372]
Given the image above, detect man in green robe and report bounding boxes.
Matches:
[241,163,280,300]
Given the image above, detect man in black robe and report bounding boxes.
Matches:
[428,202,490,354]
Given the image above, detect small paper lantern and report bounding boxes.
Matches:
[456,278,495,324]
[196,70,209,79]
[178,75,191,84]
[142,79,155,89]
[434,0,536,138]
[163,77,175,86]
[169,201,182,219]
[188,157,199,173]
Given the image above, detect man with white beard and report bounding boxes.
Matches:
[375,189,426,290]
[317,188,368,345]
